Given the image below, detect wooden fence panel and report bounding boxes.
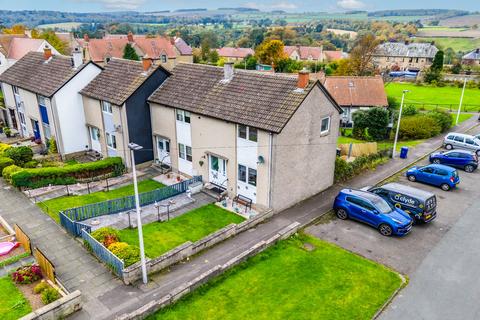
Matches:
[34,248,55,283]
[339,142,378,157]
[14,224,31,254]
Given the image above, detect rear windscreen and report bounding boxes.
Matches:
[425,196,436,211]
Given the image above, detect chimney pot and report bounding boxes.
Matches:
[72,47,83,69]
[223,62,234,81]
[142,55,152,72]
[127,31,134,43]
[297,68,310,89]
[43,46,52,60]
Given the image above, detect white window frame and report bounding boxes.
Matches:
[176,110,191,124]
[106,132,117,149]
[178,143,192,162]
[238,125,258,142]
[320,116,330,135]
[161,54,167,63]
[102,101,112,114]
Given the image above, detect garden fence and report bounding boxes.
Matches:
[34,247,56,282]
[60,176,202,237]
[81,229,124,277]
[14,224,31,253]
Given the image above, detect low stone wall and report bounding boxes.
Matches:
[19,290,82,320]
[117,221,301,320]
[122,209,274,285]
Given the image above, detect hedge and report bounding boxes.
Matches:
[0,157,14,176]
[10,157,125,189]
[334,152,388,183]
[398,115,441,140]
[3,146,33,166]
[0,143,11,155]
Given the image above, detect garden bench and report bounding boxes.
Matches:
[233,194,252,213]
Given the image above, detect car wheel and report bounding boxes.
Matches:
[336,208,348,220]
[432,159,441,164]
[445,144,453,150]
[465,165,475,173]
[379,224,393,237]
[407,175,416,182]
[441,183,451,191]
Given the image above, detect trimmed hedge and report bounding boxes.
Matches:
[0,157,14,176]
[398,115,441,140]
[2,165,22,182]
[3,146,33,166]
[334,152,388,183]
[10,157,124,189]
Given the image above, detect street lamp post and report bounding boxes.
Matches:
[455,77,467,125]
[392,90,410,159]
[128,142,148,285]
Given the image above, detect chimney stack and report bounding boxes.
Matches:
[142,55,152,72]
[43,46,52,60]
[297,68,310,89]
[127,31,134,43]
[83,34,90,42]
[223,62,234,82]
[72,47,83,69]
[170,37,175,45]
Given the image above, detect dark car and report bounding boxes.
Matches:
[429,150,478,172]
[364,183,437,223]
[333,189,413,237]
[406,164,460,191]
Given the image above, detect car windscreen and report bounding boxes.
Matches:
[371,197,393,214]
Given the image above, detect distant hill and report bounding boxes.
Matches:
[218,8,260,12]
[368,9,469,18]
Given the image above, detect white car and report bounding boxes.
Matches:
[443,132,480,156]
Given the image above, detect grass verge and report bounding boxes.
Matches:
[148,233,403,320]
[119,204,245,258]
[0,276,31,320]
[38,179,165,223]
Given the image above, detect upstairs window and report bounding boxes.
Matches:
[102,101,112,114]
[321,116,330,134]
[161,54,167,63]
[38,96,47,106]
[176,110,191,123]
[13,86,19,94]
[238,125,257,142]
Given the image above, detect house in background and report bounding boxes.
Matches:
[373,41,438,72]
[0,48,102,157]
[284,45,323,62]
[80,57,170,168]
[462,48,480,66]
[148,63,342,212]
[78,32,193,69]
[217,47,255,62]
[323,50,348,62]
[323,76,388,127]
[0,35,60,74]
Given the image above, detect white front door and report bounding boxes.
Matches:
[89,127,102,153]
[156,137,171,165]
[237,164,257,203]
[209,155,227,187]
[18,110,27,137]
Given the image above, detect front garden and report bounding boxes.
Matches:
[148,233,403,320]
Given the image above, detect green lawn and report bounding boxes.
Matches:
[416,37,480,52]
[385,83,480,111]
[338,135,425,153]
[149,234,403,320]
[0,276,32,320]
[119,204,245,258]
[38,179,164,223]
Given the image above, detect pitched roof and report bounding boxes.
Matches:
[323,50,345,61]
[217,47,254,58]
[375,42,438,58]
[284,46,322,60]
[463,48,480,61]
[0,51,89,97]
[174,37,193,55]
[149,63,340,133]
[80,58,169,106]
[0,35,46,60]
[323,76,388,107]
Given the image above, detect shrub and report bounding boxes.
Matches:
[10,157,124,188]
[2,165,23,182]
[352,107,389,141]
[23,160,39,168]
[334,152,386,183]
[427,110,452,132]
[398,115,441,140]
[4,146,33,166]
[0,157,14,176]
[41,288,60,304]
[48,137,57,154]
[91,227,120,247]
[0,142,11,155]
[402,105,418,116]
[34,281,50,294]
[11,264,42,284]
[108,243,140,267]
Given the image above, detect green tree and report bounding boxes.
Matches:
[208,50,219,64]
[255,39,286,66]
[35,30,68,55]
[431,50,444,72]
[352,107,389,141]
[123,43,139,61]
[275,58,303,73]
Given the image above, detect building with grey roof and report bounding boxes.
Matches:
[462,48,480,66]
[373,41,439,71]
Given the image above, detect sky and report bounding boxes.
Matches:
[0,0,477,12]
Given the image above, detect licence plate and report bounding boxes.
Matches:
[425,215,432,220]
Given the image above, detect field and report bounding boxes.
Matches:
[149,234,403,320]
[38,179,164,222]
[36,22,83,30]
[416,37,480,51]
[440,14,480,27]
[118,204,244,258]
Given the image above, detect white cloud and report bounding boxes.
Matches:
[337,0,365,10]
[72,0,146,10]
[244,1,298,11]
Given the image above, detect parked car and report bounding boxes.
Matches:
[406,164,460,191]
[443,133,480,155]
[333,189,413,236]
[429,150,478,172]
[363,183,437,223]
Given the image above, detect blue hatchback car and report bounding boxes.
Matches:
[333,189,413,236]
[429,150,478,172]
[406,164,460,191]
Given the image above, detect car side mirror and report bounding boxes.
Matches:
[372,209,379,215]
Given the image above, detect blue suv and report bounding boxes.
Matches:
[406,164,460,191]
[333,189,413,236]
[429,150,478,173]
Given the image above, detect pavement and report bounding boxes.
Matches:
[0,115,477,319]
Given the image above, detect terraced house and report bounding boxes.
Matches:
[373,41,438,71]
[0,48,102,157]
[80,57,170,168]
[148,63,342,211]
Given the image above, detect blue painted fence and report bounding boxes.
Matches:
[81,229,124,277]
[60,176,202,237]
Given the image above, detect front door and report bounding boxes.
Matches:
[89,127,102,153]
[8,109,17,129]
[31,119,40,140]
[237,164,257,203]
[209,155,227,187]
[18,110,27,137]
[156,137,171,165]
